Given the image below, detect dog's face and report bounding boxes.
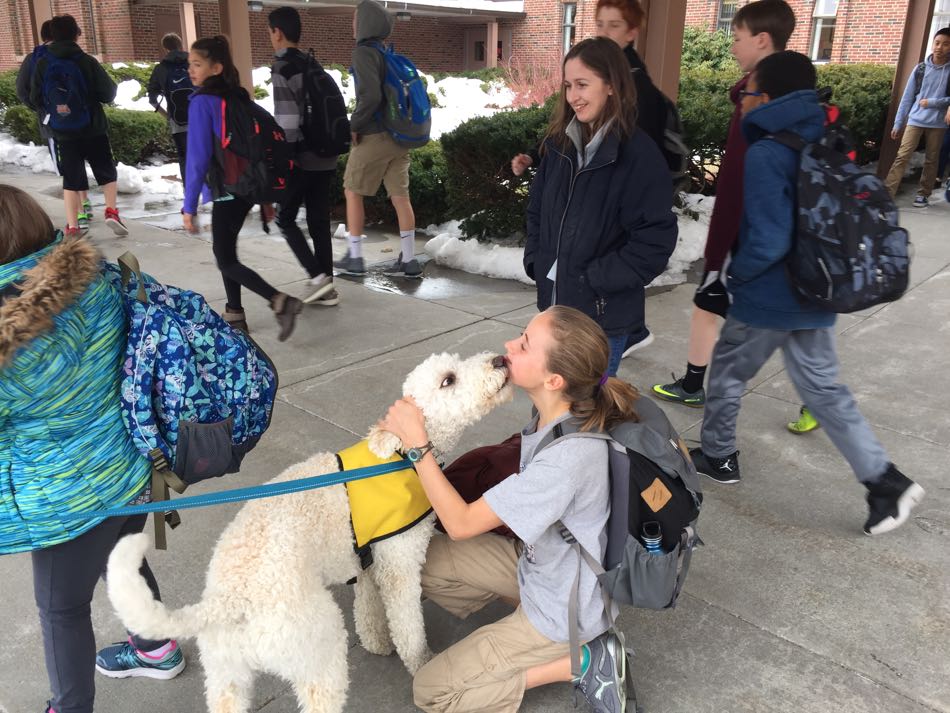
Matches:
[368,352,512,457]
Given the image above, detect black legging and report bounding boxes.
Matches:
[211,196,279,310]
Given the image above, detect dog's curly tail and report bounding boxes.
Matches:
[107,533,207,641]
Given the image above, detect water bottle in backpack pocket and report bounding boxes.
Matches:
[41,56,91,132]
[104,252,278,488]
[164,60,194,126]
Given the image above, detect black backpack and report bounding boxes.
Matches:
[531,398,703,686]
[632,68,689,191]
[207,91,294,204]
[771,130,910,313]
[163,59,194,126]
[292,50,351,157]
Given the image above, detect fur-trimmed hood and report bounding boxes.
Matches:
[0,236,100,369]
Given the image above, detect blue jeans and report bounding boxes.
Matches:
[607,334,628,377]
[938,128,950,180]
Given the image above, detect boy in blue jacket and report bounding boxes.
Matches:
[689,51,925,537]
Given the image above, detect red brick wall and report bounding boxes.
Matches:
[683,0,909,65]
[129,4,465,73]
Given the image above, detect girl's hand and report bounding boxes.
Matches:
[920,98,929,108]
[182,212,198,234]
[379,397,429,449]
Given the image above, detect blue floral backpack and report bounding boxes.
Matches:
[104,252,278,547]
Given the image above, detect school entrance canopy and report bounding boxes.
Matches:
[20,0,941,178]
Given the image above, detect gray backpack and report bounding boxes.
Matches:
[530,397,703,680]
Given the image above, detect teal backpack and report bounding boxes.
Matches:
[368,42,431,149]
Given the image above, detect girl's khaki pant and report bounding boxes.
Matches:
[413,533,570,713]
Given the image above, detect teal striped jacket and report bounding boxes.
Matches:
[0,236,150,554]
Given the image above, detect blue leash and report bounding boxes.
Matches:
[52,459,413,522]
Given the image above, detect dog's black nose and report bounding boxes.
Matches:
[491,355,507,370]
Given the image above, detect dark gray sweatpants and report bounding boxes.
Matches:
[701,317,889,483]
[31,514,166,713]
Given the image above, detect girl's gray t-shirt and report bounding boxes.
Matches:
[484,414,610,643]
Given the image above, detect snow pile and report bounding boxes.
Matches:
[423,75,514,139]
[0,133,57,173]
[114,80,153,112]
[424,194,713,288]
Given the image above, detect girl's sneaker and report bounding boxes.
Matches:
[574,632,627,713]
[95,638,185,680]
[104,207,129,237]
[77,211,90,229]
[82,199,93,218]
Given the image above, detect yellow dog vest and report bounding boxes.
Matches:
[337,440,432,550]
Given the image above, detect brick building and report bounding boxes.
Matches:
[686,0,950,65]
[2,0,948,72]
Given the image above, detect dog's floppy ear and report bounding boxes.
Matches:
[366,424,403,459]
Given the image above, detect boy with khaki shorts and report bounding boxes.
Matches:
[337,0,421,278]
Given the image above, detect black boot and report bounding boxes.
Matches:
[863,464,924,535]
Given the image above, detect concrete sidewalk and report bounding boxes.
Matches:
[1,171,948,713]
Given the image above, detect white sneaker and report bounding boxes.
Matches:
[303,275,335,304]
[621,331,654,359]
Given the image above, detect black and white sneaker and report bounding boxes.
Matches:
[864,464,925,535]
[689,448,740,484]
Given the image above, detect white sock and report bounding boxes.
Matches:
[400,229,416,261]
[346,232,363,259]
[137,640,176,660]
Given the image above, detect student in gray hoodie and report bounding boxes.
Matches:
[336,0,421,278]
[884,27,950,206]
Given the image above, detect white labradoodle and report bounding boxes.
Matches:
[107,351,512,713]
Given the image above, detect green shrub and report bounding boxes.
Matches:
[816,63,895,164]
[325,63,351,87]
[103,107,176,164]
[0,68,21,112]
[680,27,736,70]
[254,86,268,100]
[104,63,154,101]
[2,104,41,144]
[440,98,553,242]
[430,67,506,83]
[328,141,449,227]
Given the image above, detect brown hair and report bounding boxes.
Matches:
[0,185,56,265]
[191,35,242,96]
[162,32,183,51]
[732,0,795,51]
[595,0,645,31]
[544,306,640,432]
[543,37,637,153]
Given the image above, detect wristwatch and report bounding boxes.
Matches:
[406,441,436,464]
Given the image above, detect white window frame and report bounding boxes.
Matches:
[717,0,739,33]
[930,0,950,42]
[562,3,577,55]
[810,0,839,63]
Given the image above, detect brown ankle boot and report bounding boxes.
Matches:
[222,307,249,334]
[271,292,303,341]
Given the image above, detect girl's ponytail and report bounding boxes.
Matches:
[544,306,640,432]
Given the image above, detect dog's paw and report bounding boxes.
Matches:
[358,632,395,657]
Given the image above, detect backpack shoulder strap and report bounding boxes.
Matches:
[558,522,616,679]
[768,130,806,152]
[913,62,926,96]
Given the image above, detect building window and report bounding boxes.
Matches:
[930,0,950,41]
[474,41,486,62]
[811,0,839,62]
[562,3,577,55]
[717,0,739,33]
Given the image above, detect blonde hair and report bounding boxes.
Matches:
[0,185,55,265]
[544,306,640,432]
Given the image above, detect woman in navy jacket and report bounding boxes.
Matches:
[524,37,677,376]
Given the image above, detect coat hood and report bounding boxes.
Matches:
[0,236,100,369]
[741,89,825,145]
[356,0,393,43]
[162,49,190,64]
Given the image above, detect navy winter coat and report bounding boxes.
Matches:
[524,128,677,336]
[729,89,835,331]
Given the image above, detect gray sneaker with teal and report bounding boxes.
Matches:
[652,374,706,407]
[574,632,627,713]
[95,639,185,680]
[333,251,366,276]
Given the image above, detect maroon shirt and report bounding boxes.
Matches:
[703,74,750,271]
